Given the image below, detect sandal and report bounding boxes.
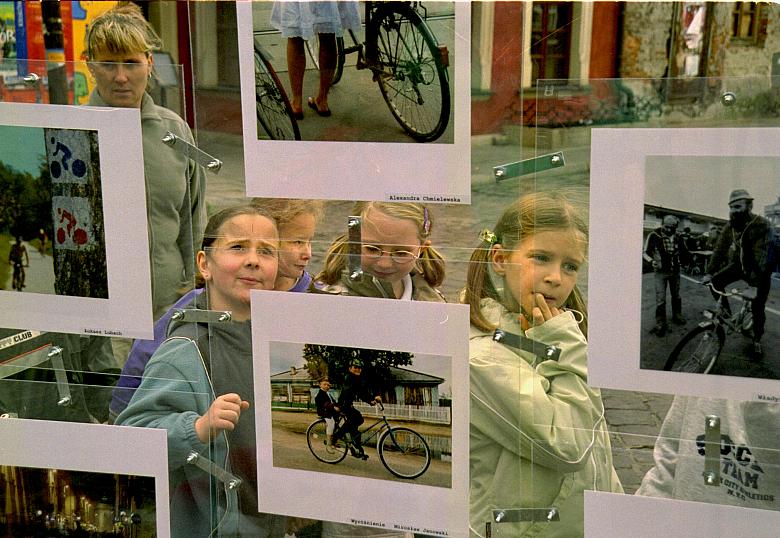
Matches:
[307,97,332,117]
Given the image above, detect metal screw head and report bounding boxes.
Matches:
[721,92,736,106]
[171,310,184,321]
[218,312,232,322]
[161,132,176,145]
[492,330,504,342]
[186,452,199,464]
[349,270,362,281]
[48,346,62,358]
[23,73,40,84]
[206,160,223,172]
[706,415,720,429]
[704,471,718,485]
[547,508,557,521]
[495,168,506,179]
[227,479,241,490]
[494,511,505,522]
[551,155,561,164]
[57,396,72,407]
[348,218,360,228]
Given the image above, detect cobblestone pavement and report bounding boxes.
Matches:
[601,388,674,494]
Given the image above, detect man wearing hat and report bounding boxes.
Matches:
[702,189,772,358]
[644,215,689,336]
[334,357,382,459]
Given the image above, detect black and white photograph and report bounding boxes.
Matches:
[639,156,779,380]
[590,128,780,401]
[0,103,153,339]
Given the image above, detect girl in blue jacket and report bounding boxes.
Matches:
[117,204,285,537]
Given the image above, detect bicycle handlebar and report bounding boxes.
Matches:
[701,281,755,299]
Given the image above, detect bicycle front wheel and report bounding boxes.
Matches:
[307,419,348,464]
[304,35,346,85]
[370,4,450,142]
[254,46,301,141]
[378,427,431,479]
[664,325,725,374]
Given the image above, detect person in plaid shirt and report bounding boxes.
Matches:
[644,215,689,336]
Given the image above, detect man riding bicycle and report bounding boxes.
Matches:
[334,358,382,460]
[701,189,772,359]
[8,236,29,290]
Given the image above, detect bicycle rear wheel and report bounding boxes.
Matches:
[307,419,348,464]
[378,427,431,479]
[369,4,450,142]
[304,35,346,85]
[254,45,301,140]
[664,325,725,374]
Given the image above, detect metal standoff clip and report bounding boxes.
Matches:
[347,216,363,282]
[47,346,72,407]
[22,73,41,85]
[721,92,737,107]
[161,131,223,173]
[493,329,561,361]
[491,508,560,523]
[170,309,232,323]
[186,452,242,489]
[703,414,721,486]
[493,152,565,182]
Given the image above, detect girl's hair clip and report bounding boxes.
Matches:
[422,207,431,235]
[479,229,497,245]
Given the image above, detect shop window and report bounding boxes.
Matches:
[731,2,767,45]
[530,2,572,85]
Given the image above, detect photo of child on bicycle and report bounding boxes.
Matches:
[269,341,453,489]
[1,124,106,298]
[639,157,779,381]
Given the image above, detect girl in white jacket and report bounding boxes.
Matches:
[463,192,622,537]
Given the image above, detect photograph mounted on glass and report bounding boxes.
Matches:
[270,341,452,487]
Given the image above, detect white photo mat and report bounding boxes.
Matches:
[585,491,780,537]
[0,103,152,339]
[237,0,471,203]
[0,419,170,537]
[589,127,780,402]
[251,291,469,537]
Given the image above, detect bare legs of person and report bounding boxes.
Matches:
[286,34,336,117]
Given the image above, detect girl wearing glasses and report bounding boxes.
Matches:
[314,201,444,538]
[464,192,621,537]
[85,4,205,321]
[314,201,445,302]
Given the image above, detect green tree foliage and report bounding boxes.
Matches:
[302,344,414,391]
[0,158,52,239]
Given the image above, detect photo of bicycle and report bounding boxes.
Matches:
[251,1,455,143]
[638,156,779,381]
[268,341,453,488]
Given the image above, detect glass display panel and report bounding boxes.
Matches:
[527,73,780,533]
[5,1,780,537]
